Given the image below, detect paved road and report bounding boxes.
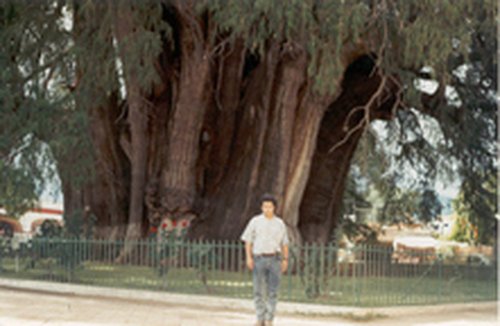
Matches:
[0,287,498,326]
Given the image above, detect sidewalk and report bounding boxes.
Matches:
[0,278,498,325]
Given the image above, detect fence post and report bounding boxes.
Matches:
[304,241,308,298]
[353,244,360,306]
[326,242,332,299]
[351,244,355,305]
[15,250,19,273]
[287,244,292,300]
[438,255,443,303]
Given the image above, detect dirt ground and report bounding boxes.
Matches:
[0,287,497,326]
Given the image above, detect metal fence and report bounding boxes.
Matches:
[0,237,497,307]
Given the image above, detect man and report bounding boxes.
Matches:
[240,194,289,326]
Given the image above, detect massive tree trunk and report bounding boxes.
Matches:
[64,5,402,244]
[190,53,399,243]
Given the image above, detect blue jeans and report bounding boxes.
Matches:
[253,255,282,321]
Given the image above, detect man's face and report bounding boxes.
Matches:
[261,201,275,217]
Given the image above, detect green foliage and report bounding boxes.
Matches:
[379,189,419,223]
[449,214,474,244]
[452,172,496,245]
[416,189,442,223]
[37,219,64,238]
[207,0,485,95]
[72,1,169,104]
[0,1,88,214]
[346,0,496,234]
[0,161,37,218]
[0,234,13,262]
[63,210,96,239]
[30,212,94,240]
[340,218,378,244]
[346,130,443,225]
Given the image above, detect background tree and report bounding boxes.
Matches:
[452,172,496,245]
[343,0,496,242]
[449,214,474,244]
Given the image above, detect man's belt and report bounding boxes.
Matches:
[256,252,279,257]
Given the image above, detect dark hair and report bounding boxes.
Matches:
[260,193,277,207]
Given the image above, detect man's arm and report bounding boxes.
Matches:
[240,218,255,271]
[281,244,289,260]
[281,244,289,273]
[245,241,254,270]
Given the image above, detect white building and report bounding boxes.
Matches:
[0,202,63,234]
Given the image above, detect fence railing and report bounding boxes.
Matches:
[0,237,497,307]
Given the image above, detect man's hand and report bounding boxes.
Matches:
[246,257,254,271]
[281,259,288,273]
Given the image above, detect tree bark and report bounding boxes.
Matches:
[188,42,281,240]
[159,2,211,222]
[299,59,400,244]
[112,4,151,249]
[281,94,332,244]
[86,95,130,240]
[200,38,246,193]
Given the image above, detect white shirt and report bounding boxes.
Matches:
[240,214,289,255]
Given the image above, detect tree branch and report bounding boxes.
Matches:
[328,72,388,154]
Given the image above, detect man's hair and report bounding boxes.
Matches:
[260,193,277,207]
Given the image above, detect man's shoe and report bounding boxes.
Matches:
[254,321,264,326]
[264,321,273,326]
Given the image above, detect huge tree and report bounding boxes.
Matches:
[0,1,496,244]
